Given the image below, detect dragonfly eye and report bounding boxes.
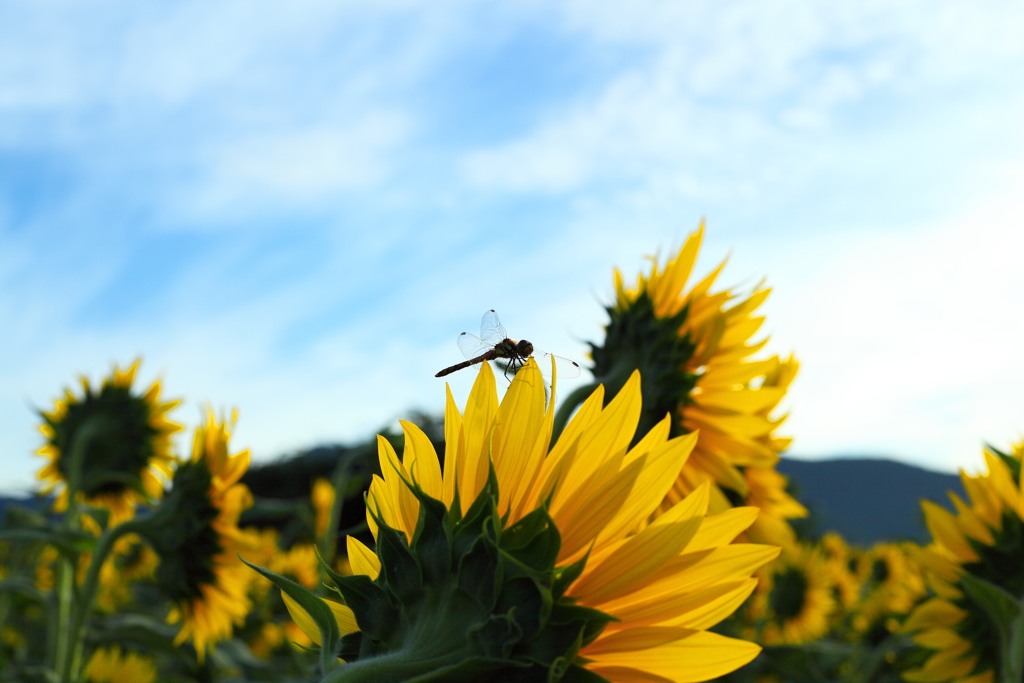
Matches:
[517,340,534,357]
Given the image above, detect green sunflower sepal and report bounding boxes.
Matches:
[960,572,1024,683]
[250,465,616,682]
[554,291,697,444]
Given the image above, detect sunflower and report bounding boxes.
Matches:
[312,478,335,540]
[902,441,1024,683]
[93,533,159,612]
[84,645,156,683]
[274,359,780,682]
[820,532,862,615]
[136,409,255,661]
[749,544,836,645]
[243,529,319,657]
[569,223,805,549]
[851,542,925,638]
[36,360,181,525]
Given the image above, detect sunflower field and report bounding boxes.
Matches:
[1,224,1022,683]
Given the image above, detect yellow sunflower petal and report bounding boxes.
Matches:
[346,536,380,579]
[586,630,760,683]
[922,501,979,563]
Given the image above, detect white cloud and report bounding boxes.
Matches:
[191,114,411,211]
[462,1,1024,196]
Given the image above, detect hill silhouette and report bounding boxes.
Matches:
[777,457,965,545]
[0,451,968,549]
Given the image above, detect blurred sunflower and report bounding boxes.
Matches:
[244,529,319,657]
[750,544,835,645]
[902,441,1024,683]
[137,410,255,661]
[85,645,156,683]
[269,543,319,590]
[36,361,181,524]
[567,223,805,548]
[820,532,861,615]
[281,359,780,682]
[94,533,159,612]
[312,477,335,540]
[852,542,924,637]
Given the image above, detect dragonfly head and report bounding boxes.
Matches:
[515,339,534,358]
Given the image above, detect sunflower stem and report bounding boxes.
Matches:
[51,421,95,681]
[58,517,144,683]
[51,551,76,680]
[320,648,469,683]
[1002,599,1024,683]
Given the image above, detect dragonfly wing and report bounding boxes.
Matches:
[458,333,492,360]
[478,309,507,346]
[533,351,582,379]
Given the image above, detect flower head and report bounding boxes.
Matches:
[850,542,924,638]
[580,224,805,549]
[277,359,780,682]
[902,440,1024,683]
[139,409,255,661]
[36,360,181,523]
[312,477,336,540]
[85,645,156,683]
[749,544,835,645]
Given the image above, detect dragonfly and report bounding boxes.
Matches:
[435,310,582,381]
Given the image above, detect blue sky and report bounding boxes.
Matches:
[3,1,1024,493]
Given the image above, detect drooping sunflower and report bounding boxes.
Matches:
[748,544,836,645]
[274,359,780,682]
[564,223,805,549]
[36,360,181,524]
[902,441,1024,683]
[136,409,255,661]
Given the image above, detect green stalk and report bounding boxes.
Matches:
[320,452,358,569]
[51,417,104,680]
[51,551,76,679]
[1001,602,1024,683]
[58,518,144,683]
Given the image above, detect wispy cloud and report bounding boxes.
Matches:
[2,1,1023,492]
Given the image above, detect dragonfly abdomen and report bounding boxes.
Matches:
[435,350,496,378]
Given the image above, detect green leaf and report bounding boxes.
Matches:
[0,527,95,555]
[1005,605,1024,683]
[0,578,45,603]
[240,556,342,675]
[87,612,182,654]
[961,572,1021,638]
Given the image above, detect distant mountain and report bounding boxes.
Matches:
[777,457,965,546]
[0,453,968,550]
